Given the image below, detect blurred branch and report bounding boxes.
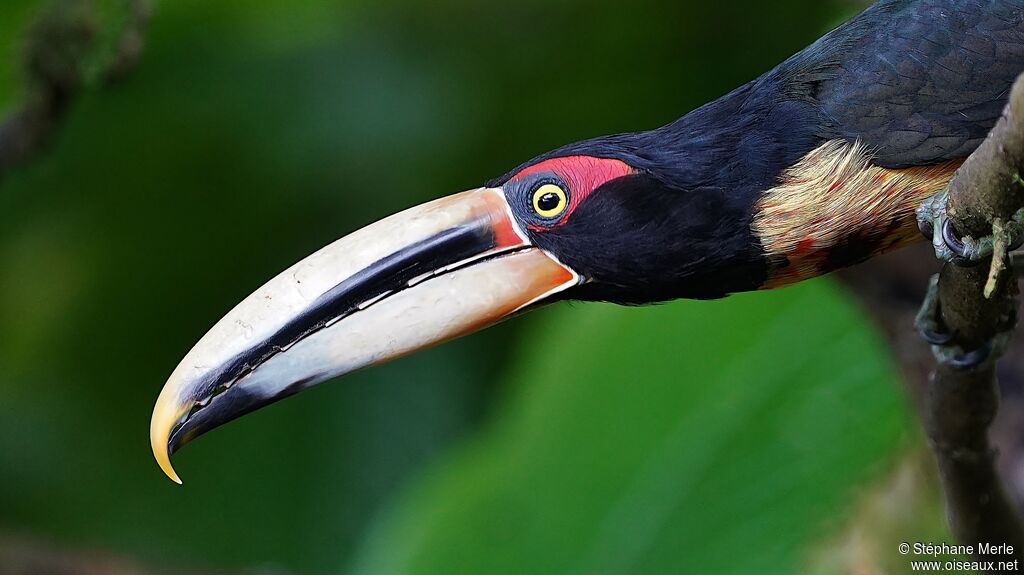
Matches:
[922,73,1024,565]
[0,534,287,575]
[1,536,153,575]
[0,0,151,182]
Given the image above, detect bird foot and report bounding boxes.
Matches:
[915,274,1017,370]
[916,189,1024,265]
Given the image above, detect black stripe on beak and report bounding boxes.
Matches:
[168,222,508,452]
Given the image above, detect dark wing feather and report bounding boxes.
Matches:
[495,0,1024,190]
[797,0,1024,168]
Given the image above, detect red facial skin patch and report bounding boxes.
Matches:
[509,156,635,228]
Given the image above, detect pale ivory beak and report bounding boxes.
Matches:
[151,187,578,483]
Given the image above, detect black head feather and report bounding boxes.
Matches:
[488,0,1024,302]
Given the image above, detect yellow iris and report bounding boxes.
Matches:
[532,183,568,218]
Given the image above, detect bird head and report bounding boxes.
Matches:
[150,141,767,483]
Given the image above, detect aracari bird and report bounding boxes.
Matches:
[151,0,1024,482]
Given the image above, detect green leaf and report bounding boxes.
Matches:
[351,279,913,575]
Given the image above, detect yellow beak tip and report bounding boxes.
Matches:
[150,394,186,485]
[152,439,184,485]
[161,460,184,485]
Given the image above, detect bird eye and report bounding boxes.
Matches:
[531,183,568,218]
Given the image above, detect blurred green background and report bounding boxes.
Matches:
[0,0,956,573]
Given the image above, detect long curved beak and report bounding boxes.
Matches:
[151,187,578,483]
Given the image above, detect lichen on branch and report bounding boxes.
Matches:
[923,72,1024,567]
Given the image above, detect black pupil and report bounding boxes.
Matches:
[538,191,561,212]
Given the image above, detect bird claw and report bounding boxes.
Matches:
[915,274,1017,370]
[917,189,1024,265]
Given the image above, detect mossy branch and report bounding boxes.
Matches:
[926,72,1024,566]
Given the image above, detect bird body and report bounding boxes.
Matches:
[500,0,1024,299]
[151,0,1024,482]
[754,140,960,287]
